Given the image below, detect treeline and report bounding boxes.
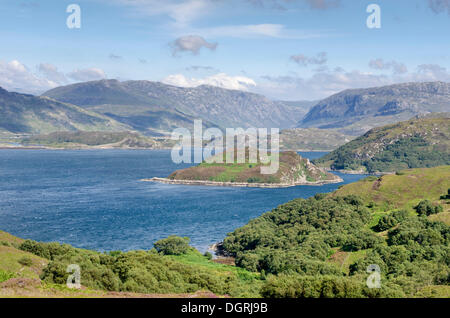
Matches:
[18,237,260,297]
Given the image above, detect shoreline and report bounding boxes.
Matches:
[141,176,344,188]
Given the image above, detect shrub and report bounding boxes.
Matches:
[204,252,213,260]
[18,256,33,267]
[0,270,15,283]
[375,210,409,232]
[415,200,443,216]
[440,189,450,200]
[153,236,191,255]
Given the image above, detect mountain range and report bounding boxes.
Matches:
[1,80,449,141]
[298,82,450,135]
[42,79,309,136]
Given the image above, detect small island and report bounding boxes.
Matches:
[143,150,343,188]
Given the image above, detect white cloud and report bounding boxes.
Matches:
[0,60,58,94]
[162,73,256,91]
[109,0,212,27]
[368,59,408,74]
[0,60,109,94]
[188,24,327,39]
[38,63,68,84]
[67,68,107,82]
[170,35,217,56]
[291,52,327,66]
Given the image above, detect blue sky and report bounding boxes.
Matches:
[1,0,450,100]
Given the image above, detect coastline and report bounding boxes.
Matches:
[141,176,344,188]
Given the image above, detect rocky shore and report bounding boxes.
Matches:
[141,176,343,188]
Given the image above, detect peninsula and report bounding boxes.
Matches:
[143,150,342,188]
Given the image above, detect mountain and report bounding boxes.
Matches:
[42,79,306,135]
[313,114,450,173]
[298,82,450,135]
[0,86,127,134]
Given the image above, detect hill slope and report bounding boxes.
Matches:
[222,166,450,298]
[0,87,128,134]
[298,82,450,135]
[313,116,450,173]
[43,80,306,135]
[280,128,354,151]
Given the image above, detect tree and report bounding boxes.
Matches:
[153,236,191,255]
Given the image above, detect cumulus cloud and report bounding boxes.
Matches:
[368,59,408,74]
[290,52,327,66]
[162,73,256,91]
[0,60,58,94]
[67,68,106,82]
[170,35,217,56]
[38,63,67,84]
[428,0,450,14]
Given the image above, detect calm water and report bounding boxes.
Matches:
[0,150,366,253]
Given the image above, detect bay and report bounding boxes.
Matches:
[0,150,367,253]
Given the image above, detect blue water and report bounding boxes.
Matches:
[0,150,366,253]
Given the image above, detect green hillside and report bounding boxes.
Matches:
[222,166,450,298]
[168,150,340,185]
[313,116,450,173]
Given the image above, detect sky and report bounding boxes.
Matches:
[1,0,450,100]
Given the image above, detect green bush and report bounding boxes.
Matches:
[18,256,33,267]
[440,189,450,200]
[0,270,15,283]
[415,200,443,216]
[153,236,191,255]
[374,210,409,232]
[204,252,213,260]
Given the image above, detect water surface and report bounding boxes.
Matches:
[0,150,366,252]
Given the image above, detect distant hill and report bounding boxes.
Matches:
[280,128,354,151]
[0,86,127,134]
[313,115,450,173]
[16,131,176,149]
[298,82,450,135]
[43,79,306,135]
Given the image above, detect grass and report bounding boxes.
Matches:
[332,166,450,212]
[0,245,48,280]
[168,249,260,282]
